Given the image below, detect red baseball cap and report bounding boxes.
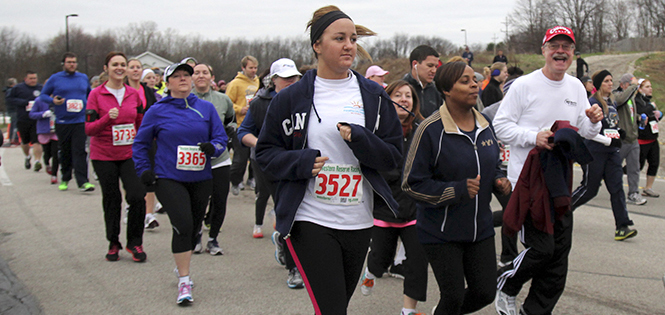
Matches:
[542,26,575,44]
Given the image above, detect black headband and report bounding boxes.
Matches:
[310,11,352,47]
[593,70,611,90]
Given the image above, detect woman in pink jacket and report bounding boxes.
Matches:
[85,51,147,263]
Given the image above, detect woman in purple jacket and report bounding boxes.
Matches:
[29,97,58,184]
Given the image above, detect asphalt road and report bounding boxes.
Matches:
[1,145,665,315]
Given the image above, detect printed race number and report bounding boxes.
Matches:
[650,121,659,134]
[112,124,136,146]
[66,99,83,112]
[500,145,510,166]
[176,145,206,171]
[604,129,620,139]
[26,101,34,111]
[313,164,363,205]
[49,115,56,132]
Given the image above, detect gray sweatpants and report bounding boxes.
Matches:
[620,140,640,195]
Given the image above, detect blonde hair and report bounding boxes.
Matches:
[447,56,465,63]
[306,5,375,61]
[482,66,491,79]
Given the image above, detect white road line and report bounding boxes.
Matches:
[0,148,13,186]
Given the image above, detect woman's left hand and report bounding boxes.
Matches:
[337,123,352,142]
[495,177,511,195]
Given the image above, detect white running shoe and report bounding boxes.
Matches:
[176,282,193,305]
[144,213,159,230]
[193,238,203,254]
[360,271,374,296]
[495,290,517,315]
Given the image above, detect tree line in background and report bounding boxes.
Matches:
[507,0,665,53]
[2,0,664,95]
[0,21,460,90]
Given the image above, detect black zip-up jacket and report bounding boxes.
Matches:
[7,82,43,122]
[402,104,504,243]
[403,72,443,118]
[636,93,660,140]
[481,78,503,108]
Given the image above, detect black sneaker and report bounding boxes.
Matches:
[24,156,31,170]
[615,226,637,241]
[126,245,147,262]
[106,242,122,261]
[389,263,405,279]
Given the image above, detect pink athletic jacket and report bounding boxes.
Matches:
[85,82,143,161]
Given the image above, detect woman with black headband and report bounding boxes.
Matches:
[255,5,403,314]
[571,69,638,241]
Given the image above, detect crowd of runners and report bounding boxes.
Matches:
[1,5,662,315]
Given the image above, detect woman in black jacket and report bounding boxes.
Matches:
[480,62,508,107]
[359,80,428,315]
[403,61,510,315]
[636,79,662,197]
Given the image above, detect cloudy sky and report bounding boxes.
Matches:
[2,0,517,47]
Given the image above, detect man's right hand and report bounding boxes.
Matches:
[536,130,554,150]
[53,96,64,105]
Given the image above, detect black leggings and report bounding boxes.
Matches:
[156,179,212,253]
[42,140,59,177]
[639,141,660,176]
[424,236,496,315]
[205,166,230,239]
[92,159,146,248]
[366,225,428,301]
[55,123,88,186]
[229,140,252,186]
[251,159,275,225]
[287,221,371,315]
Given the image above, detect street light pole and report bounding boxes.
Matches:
[65,14,78,52]
[461,29,467,47]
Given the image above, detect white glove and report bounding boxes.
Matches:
[42,110,53,118]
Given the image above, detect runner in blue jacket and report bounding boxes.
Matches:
[132,62,227,306]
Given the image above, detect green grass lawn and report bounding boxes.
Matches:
[634,52,665,111]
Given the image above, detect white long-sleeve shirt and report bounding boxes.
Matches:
[494,69,601,187]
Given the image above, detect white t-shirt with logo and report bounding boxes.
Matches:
[493,69,601,187]
[295,71,374,230]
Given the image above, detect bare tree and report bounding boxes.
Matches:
[608,0,633,41]
[508,0,556,53]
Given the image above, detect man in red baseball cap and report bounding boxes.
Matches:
[492,26,603,315]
